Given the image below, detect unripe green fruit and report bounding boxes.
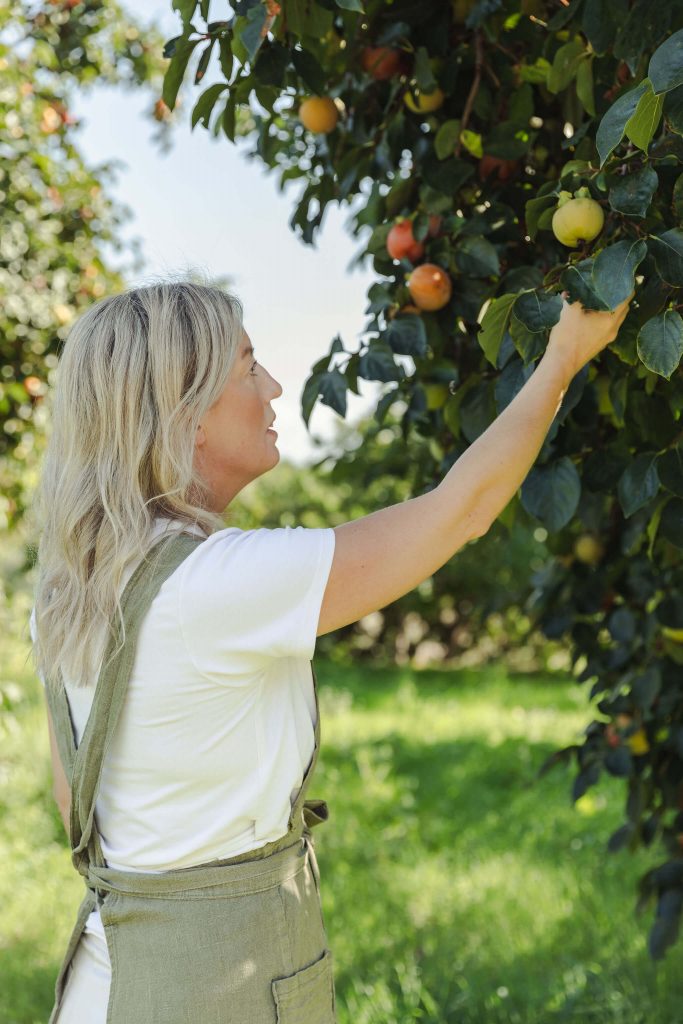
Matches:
[552,197,604,247]
[573,534,604,565]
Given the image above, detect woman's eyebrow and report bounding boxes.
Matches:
[242,343,255,358]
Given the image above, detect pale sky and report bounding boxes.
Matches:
[68,0,386,466]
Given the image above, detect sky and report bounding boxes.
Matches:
[67,0,384,466]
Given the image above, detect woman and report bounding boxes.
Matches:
[29,278,632,1023]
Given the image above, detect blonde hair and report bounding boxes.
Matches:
[28,275,244,693]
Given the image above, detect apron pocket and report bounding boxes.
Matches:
[271,947,336,1023]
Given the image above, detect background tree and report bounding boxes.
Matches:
[0,0,171,534]
[160,0,683,959]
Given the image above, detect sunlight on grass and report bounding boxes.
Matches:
[1,590,681,1023]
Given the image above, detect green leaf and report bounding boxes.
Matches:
[547,38,585,94]
[608,165,658,217]
[509,312,546,363]
[162,36,202,110]
[385,315,428,358]
[290,45,327,94]
[422,154,474,196]
[459,381,495,443]
[671,173,683,221]
[521,457,582,531]
[513,290,563,332]
[334,0,364,9]
[301,371,324,427]
[286,0,335,36]
[414,46,438,93]
[624,80,664,152]
[508,83,534,127]
[663,84,683,135]
[524,193,558,241]
[435,120,461,161]
[253,40,290,87]
[359,342,402,383]
[636,310,683,380]
[172,0,198,26]
[592,239,647,309]
[536,206,556,232]
[318,368,348,416]
[659,498,683,548]
[559,259,610,311]
[240,4,268,63]
[648,27,683,95]
[617,452,660,517]
[459,130,483,159]
[477,293,517,368]
[648,229,683,287]
[596,80,649,167]
[582,0,627,56]
[519,57,552,84]
[191,82,228,130]
[657,445,683,497]
[454,235,500,278]
[501,265,545,293]
[221,93,237,141]
[575,56,596,117]
[194,38,215,85]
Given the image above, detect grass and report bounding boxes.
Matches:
[2,610,682,1023]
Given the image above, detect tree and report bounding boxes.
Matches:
[161,0,683,959]
[0,0,171,533]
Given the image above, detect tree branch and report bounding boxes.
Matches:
[455,30,484,158]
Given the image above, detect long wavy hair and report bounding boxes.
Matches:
[28,275,244,693]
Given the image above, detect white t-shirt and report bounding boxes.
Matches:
[30,515,336,949]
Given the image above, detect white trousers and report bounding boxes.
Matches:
[54,926,111,1024]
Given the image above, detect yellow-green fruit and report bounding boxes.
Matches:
[425,384,449,410]
[662,626,683,643]
[552,197,604,247]
[573,534,604,565]
[403,87,445,113]
[626,728,650,756]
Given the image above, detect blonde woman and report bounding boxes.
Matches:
[29,278,632,1024]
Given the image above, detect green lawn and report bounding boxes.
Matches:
[1,622,681,1023]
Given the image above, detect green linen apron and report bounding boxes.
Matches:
[44,530,336,1024]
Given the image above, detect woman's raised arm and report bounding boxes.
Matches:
[316,293,632,639]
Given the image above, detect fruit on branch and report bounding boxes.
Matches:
[403,86,445,113]
[478,155,520,182]
[551,192,604,248]
[360,46,406,81]
[298,96,339,133]
[407,263,452,310]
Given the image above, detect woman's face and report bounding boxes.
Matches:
[193,328,283,512]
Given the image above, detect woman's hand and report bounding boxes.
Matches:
[545,289,634,384]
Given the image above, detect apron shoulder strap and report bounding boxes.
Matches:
[67,532,205,875]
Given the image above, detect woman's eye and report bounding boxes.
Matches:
[250,360,258,375]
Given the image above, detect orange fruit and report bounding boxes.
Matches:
[387,219,425,262]
[298,96,339,133]
[23,376,44,398]
[407,264,452,310]
[361,46,404,81]
[478,155,520,182]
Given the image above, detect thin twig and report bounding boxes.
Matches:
[455,29,484,158]
[482,60,500,90]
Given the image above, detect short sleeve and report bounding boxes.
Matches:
[178,525,336,676]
